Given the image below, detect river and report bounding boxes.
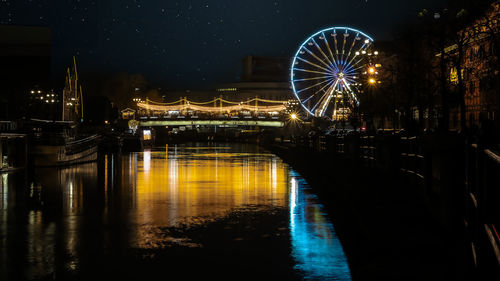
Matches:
[0,143,350,280]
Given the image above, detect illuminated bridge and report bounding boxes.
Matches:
[135,97,297,128]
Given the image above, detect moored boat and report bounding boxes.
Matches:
[27,119,100,167]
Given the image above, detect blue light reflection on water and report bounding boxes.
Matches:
[289,172,351,281]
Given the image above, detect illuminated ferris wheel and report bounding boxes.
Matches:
[291,27,374,120]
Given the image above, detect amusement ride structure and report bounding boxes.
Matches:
[291,27,375,120]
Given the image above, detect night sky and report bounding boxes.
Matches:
[1,0,445,89]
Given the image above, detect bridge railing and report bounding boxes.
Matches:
[466,144,500,277]
[137,112,286,121]
[135,97,291,118]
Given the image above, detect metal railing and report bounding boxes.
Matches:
[466,144,500,277]
[399,136,425,181]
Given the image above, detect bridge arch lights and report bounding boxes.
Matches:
[291,27,374,120]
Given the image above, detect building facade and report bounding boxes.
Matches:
[215,56,295,102]
[461,2,500,128]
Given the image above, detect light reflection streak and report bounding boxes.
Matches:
[104,155,109,208]
[0,173,7,281]
[289,175,351,280]
[1,173,7,210]
[111,154,115,187]
[272,158,278,201]
[126,147,288,249]
[143,149,151,172]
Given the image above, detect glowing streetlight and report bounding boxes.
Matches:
[368,67,375,74]
[290,113,297,120]
[369,78,376,84]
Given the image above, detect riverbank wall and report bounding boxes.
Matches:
[266,132,499,280]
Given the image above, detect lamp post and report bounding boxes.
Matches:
[361,51,380,133]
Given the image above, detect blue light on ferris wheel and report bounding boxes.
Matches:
[291,26,374,118]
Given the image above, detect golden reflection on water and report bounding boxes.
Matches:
[119,146,289,248]
[0,145,352,280]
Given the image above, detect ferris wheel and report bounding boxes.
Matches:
[291,27,374,120]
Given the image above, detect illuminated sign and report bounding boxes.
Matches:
[143,130,152,140]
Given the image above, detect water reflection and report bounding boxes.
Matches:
[119,146,288,248]
[290,174,351,280]
[0,144,351,280]
[0,163,98,280]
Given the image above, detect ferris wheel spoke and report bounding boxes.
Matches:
[341,31,348,62]
[321,32,338,67]
[318,79,339,116]
[344,62,355,72]
[342,78,359,105]
[293,67,330,76]
[293,76,332,83]
[302,46,333,71]
[345,77,356,84]
[311,38,334,67]
[343,70,356,77]
[312,82,335,113]
[308,78,334,104]
[296,57,331,73]
[332,31,340,62]
[302,78,334,105]
[350,57,366,69]
[345,33,359,61]
[350,62,366,72]
[343,67,356,76]
[296,78,332,94]
[346,42,368,66]
[346,89,359,106]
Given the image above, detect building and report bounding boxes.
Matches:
[215,56,295,102]
[0,25,51,119]
[27,87,60,120]
[450,1,500,128]
[121,108,136,120]
[241,56,291,82]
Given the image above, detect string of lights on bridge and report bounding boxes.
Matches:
[137,97,292,113]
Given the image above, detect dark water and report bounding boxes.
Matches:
[0,144,350,280]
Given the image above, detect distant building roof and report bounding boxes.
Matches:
[121,108,136,113]
[241,56,292,82]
